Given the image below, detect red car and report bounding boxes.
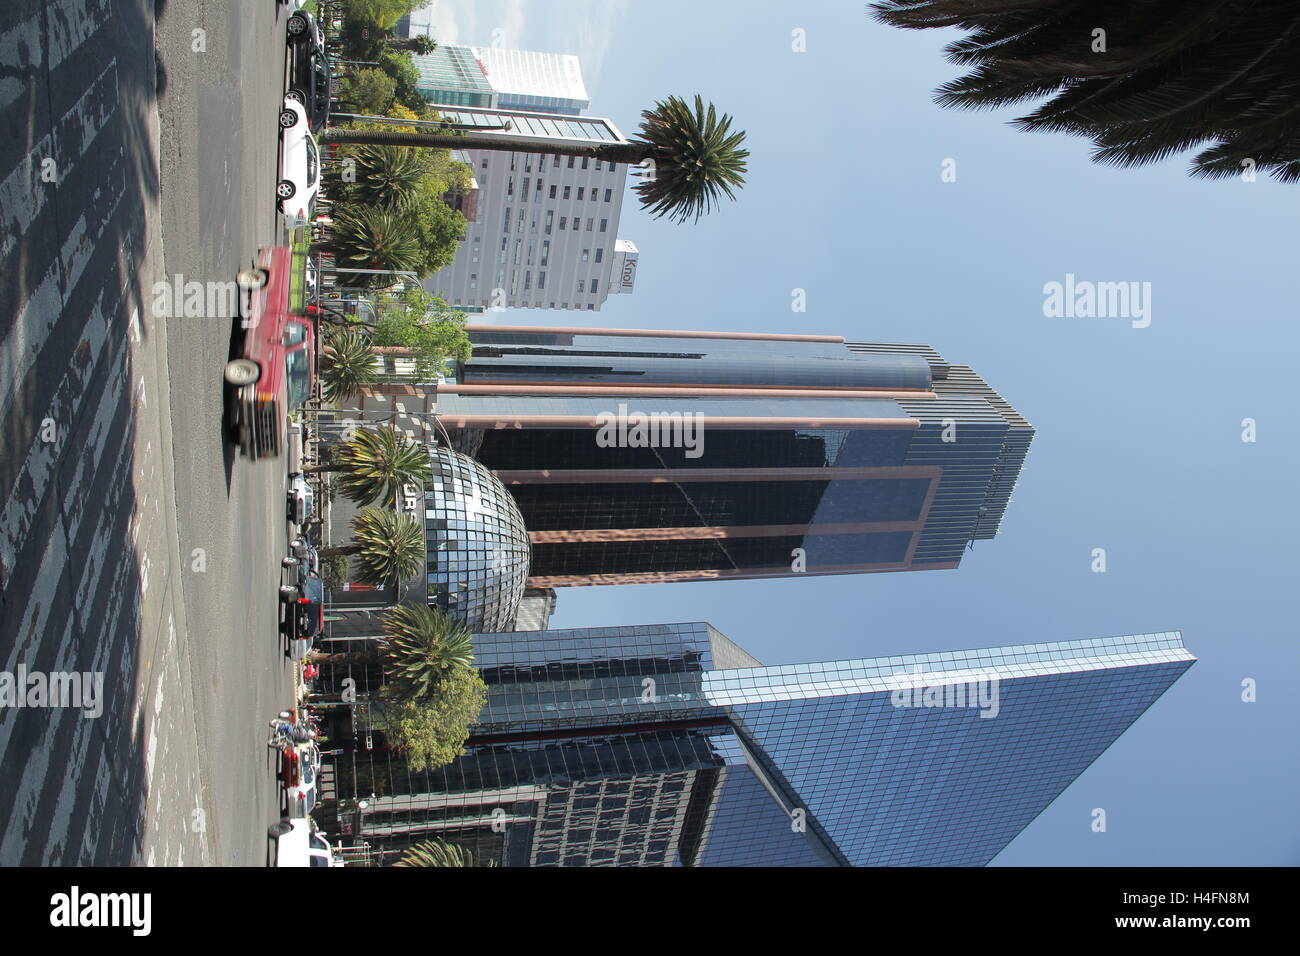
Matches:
[224,246,315,460]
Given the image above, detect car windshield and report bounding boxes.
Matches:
[305,137,317,187]
[286,343,311,408]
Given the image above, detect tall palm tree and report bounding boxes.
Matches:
[393,839,494,867]
[317,506,425,587]
[380,603,475,701]
[329,205,423,275]
[323,94,749,223]
[870,0,1300,182]
[305,426,430,506]
[320,328,378,405]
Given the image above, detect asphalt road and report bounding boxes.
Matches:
[0,0,299,866]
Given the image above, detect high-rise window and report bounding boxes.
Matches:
[599,218,608,232]
[586,218,593,231]
[549,185,557,199]
[594,160,602,171]
[538,271,546,289]
[581,249,589,262]
[513,240,521,265]
[559,217,567,230]
[536,179,544,197]
[517,209,525,233]
[480,159,488,169]
[524,271,532,291]
[525,156,532,172]
[590,279,598,293]
[510,155,517,171]
[581,157,589,169]
[527,240,536,266]
[567,156,575,168]
[545,211,554,235]
[521,178,529,201]
[577,187,585,201]
[604,188,612,202]
[563,186,571,200]
[502,209,512,233]
[507,177,515,200]
[594,248,603,263]
[553,156,560,168]
[541,240,550,266]
[577,279,585,293]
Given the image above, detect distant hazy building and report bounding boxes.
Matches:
[413,45,590,115]
[357,625,1195,865]
[421,107,638,311]
[472,46,589,115]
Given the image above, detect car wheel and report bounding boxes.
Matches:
[279,585,297,602]
[268,820,293,838]
[276,180,296,200]
[278,108,299,129]
[285,89,304,105]
[287,13,308,37]
[236,267,268,290]
[282,556,297,567]
[223,359,260,386]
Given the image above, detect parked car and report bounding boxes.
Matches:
[284,535,319,579]
[277,96,320,217]
[267,817,338,867]
[287,473,314,525]
[278,740,320,816]
[285,11,332,133]
[224,247,317,460]
[279,573,324,659]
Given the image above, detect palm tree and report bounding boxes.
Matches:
[321,328,378,405]
[385,35,437,56]
[393,839,495,867]
[329,205,423,275]
[380,603,476,701]
[870,0,1300,182]
[317,506,425,587]
[305,426,430,506]
[348,144,430,210]
[323,94,750,223]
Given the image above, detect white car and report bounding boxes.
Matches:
[277,96,320,218]
[267,817,339,867]
[287,473,314,525]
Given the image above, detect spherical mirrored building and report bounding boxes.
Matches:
[425,447,531,631]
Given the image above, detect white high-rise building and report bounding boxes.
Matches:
[425,107,639,312]
[471,47,589,115]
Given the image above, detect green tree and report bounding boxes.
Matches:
[378,51,426,114]
[386,35,436,56]
[323,94,750,223]
[378,665,488,772]
[870,0,1300,182]
[393,839,494,867]
[341,67,396,115]
[410,190,467,275]
[305,425,431,506]
[317,506,425,587]
[343,0,421,30]
[330,205,424,277]
[320,328,378,405]
[370,288,472,379]
[348,144,430,210]
[381,603,476,702]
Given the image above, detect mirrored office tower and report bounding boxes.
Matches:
[424,325,1034,588]
[357,625,1193,866]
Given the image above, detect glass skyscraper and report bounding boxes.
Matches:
[427,326,1034,588]
[355,625,1194,866]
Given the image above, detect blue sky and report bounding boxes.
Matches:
[421,0,1300,866]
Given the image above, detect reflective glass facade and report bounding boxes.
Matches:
[354,626,1194,866]
[424,448,531,631]
[435,327,1034,586]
